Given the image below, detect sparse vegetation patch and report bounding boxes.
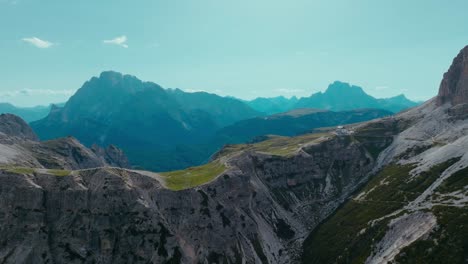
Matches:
[160,162,226,191]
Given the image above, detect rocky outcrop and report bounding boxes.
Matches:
[25,137,112,170]
[91,144,130,168]
[437,45,468,106]
[0,114,128,170]
[365,212,437,264]
[0,113,38,141]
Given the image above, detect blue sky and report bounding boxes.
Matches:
[1,0,467,106]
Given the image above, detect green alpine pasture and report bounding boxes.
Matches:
[160,162,227,191]
[217,132,330,158]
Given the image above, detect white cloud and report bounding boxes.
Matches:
[22,37,54,48]
[0,89,76,107]
[103,35,128,48]
[183,89,206,93]
[0,89,75,98]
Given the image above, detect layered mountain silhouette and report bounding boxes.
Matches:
[31,72,412,171]
[31,71,260,170]
[0,103,61,122]
[244,96,299,115]
[246,81,418,115]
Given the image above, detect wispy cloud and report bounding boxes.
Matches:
[183,88,206,93]
[0,0,19,5]
[22,37,54,48]
[0,89,75,98]
[103,35,128,48]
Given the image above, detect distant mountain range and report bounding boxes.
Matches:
[30,71,260,170]
[244,96,299,115]
[245,81,419,115]
[27,72,407,171]
[1,80,417,124]
[0,103,64,122]
[214,108,392,145]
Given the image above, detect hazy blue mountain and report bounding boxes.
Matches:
[295,81,418,112]
[245,96,298,115]
[213,108,392,144]
[376,94,420,113]
[31,73,403,171]
[31,71,260,171]
[246,81,419,114]
[0,103,63,122]
[168,88,260,127]
[295,81,377,111]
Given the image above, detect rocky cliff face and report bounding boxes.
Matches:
[0,112,396,263]
[303,47,468,263]
[0,113,38,141]
[91,144,130,168]
[437,45,468,107]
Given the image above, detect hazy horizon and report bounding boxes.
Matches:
[1,0,468,106]
[0,72,423,108]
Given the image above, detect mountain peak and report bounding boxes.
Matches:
[437,45,468,106]
[325,81,366,95]
[76,71,153,97]
[99,70,123,79]
[97,71,143,87]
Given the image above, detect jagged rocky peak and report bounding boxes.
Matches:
[79,70,152,96]
[325,81,366,94]
[99,70,124,80]
[437,45,468,106]
[97,70,136,86]
[0,113,38,141]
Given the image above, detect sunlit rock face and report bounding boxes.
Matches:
[437,46,468,107]
[0,113,38,141]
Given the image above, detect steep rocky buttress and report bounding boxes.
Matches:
[437,45,468,107]
[303,45,468,264]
